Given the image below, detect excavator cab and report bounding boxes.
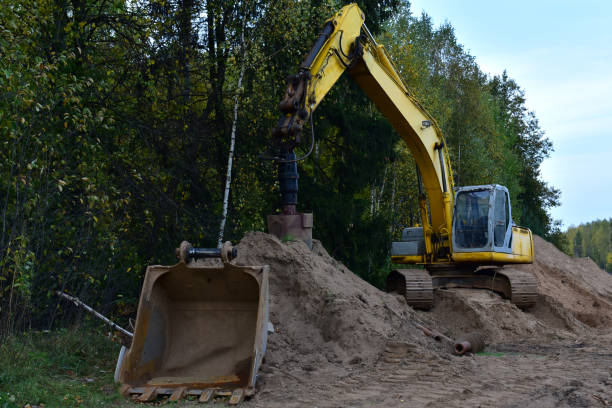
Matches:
[452,184,512,253]
[390,184,532,263]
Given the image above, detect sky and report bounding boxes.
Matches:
[408,0,612,228]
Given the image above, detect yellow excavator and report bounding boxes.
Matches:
[264,3,538,310]
[117,3,538,403]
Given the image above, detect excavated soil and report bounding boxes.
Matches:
[231,232,612,408]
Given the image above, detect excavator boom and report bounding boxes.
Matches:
[267,3,537,308]
[270,3,454,260]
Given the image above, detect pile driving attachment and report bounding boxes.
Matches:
[117,241,269,404]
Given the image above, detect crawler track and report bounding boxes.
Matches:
[480,267,539,309]
[386,269,434,310]
[387,266,538,309]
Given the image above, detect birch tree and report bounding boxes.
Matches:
[217,7,250,248]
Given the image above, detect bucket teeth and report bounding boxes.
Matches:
[137,387,159,402]
[132,387,249,404]
[123,386,249,404]
[199,388,214,403]
[119,384,132,398]
[229,388,246,405]
[168,387,188,402]
[215,390,234,397]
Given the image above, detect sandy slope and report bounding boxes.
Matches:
[232,232,612,408]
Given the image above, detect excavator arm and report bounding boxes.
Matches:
[271,3,454,261]
[268,3,536,311]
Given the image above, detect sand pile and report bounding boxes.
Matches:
[423,288,567,343]
[229,232,612,407]
[518,235,612,329]
[234,232,442,371]
[234,232,612,358]
[424,235,612,343]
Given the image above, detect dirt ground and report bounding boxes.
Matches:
[232,233,612,408]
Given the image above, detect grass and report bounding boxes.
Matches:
[475,351,506,357]
[280,234,297,243]
[0,326,230,407]
[0,326,128,408]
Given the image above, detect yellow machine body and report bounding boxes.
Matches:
[275,3,534,268]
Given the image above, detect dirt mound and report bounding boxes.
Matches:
[232,232,612,361]
[423,288,583,343]
[423,235,612,343]
[233,232,612,358]
[518,235,612,329]
[229,232,612,407]
[234,232,441,370]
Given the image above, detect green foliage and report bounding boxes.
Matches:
[565,219,612,272]
[0,0,563,334]
[573,229,584,257]
[0,0,149,336]
[0,236,35,334]
[0,327,123,407]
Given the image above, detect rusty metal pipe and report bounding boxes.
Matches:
[453,341,472,355]
[453,332,485,355]
[418,325,441,341]
[415,323,453,343]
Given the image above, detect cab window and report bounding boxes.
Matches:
[494,190,507,246]
[454,190,490,249]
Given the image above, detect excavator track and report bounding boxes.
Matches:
[480,267,539,309]
[386,269,434,310]
[386,266,538,310]
[427,265,538,309]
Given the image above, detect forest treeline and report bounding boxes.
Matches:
[565,220,612,273]
[0,0,561,336]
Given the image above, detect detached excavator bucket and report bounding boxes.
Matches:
[118,242,269,404]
